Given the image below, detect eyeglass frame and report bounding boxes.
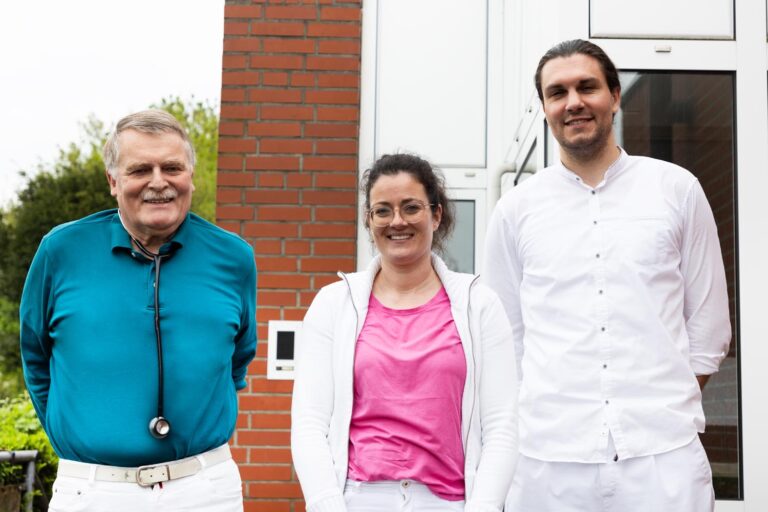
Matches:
[365,200,436,227]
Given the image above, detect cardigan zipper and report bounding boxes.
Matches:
[463,275,480,458]
[339,272,359,479]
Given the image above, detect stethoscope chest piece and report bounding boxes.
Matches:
[149,416,171,439]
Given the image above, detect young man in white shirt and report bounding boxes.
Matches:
[484,39,731,511]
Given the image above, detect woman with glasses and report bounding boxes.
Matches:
[291,153,518,512]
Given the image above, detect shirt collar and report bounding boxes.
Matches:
[554,147,629,188]
[603,147,629,182]
[110,209,188,255]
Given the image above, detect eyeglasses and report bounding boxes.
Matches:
[367,201,433,227]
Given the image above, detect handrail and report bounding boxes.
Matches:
[0,450,40,512]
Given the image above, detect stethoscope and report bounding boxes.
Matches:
[131,237,172,439]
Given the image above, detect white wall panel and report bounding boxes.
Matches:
[590,0,734,40]
[375,0,487,167]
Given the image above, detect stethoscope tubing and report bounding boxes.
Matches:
[132,237,171,439]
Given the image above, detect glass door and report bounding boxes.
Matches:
[617,70,741,500]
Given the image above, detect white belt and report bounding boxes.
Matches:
[56,444,231,487]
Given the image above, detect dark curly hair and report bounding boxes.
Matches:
[361,153,455,253]
[535,39,621,102]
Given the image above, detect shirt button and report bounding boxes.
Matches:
[596,253,600,258]
[593,220,598,225]
[598,289,603,294]
[591,190,596,195]
[402,480,410,488]
[605,400,610,404]
[603,364,607,369]
[601,327,606,332]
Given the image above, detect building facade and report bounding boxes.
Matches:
[217,1,768,510]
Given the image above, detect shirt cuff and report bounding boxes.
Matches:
[689,354,723,376]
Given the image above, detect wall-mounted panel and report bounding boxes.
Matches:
[590,0,734,40]
[375,0,487,167]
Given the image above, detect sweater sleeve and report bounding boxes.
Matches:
[291,286,348,512]
[20,238,54,428]
[232,248,257,390]
[465,287,519,512]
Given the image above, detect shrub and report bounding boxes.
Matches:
[0,393,57,510]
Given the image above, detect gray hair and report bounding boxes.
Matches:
[103,109,196,177]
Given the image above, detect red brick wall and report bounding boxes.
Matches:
[217,2,363,510]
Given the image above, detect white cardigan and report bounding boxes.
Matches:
[291,254,518,512]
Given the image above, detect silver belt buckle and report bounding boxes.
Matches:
[135,464,170,487]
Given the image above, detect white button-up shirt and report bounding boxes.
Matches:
[484,149,731,463]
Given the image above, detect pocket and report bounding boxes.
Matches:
[604,217,674,267]
[691,437,714,481]
[49,478,88,512]
[203,459,243,499]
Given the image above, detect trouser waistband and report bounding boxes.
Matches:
[56,444,231,487]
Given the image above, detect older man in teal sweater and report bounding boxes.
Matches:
[20,110,256,512]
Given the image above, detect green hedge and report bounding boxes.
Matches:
[0,393,57,510]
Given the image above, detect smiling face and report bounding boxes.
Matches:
[540,53,620,163]
[367,172,441,269]
[107,129,194,249]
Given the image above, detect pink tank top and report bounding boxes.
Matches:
[347,287,467,500]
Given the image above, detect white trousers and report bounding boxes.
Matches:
[506,436,714,512]
[49,453,243,512]
[344,480,465,512]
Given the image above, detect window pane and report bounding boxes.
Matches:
[618,71,740,500]
[443,200,475,274]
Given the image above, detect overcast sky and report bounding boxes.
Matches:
[0,0,225,207]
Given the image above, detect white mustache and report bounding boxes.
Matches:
[142,191,178,202]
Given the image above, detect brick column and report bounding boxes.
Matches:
[218,2,362,510]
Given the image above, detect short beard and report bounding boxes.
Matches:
[558,121,613,164]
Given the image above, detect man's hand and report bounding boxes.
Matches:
[696,374,710,390]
